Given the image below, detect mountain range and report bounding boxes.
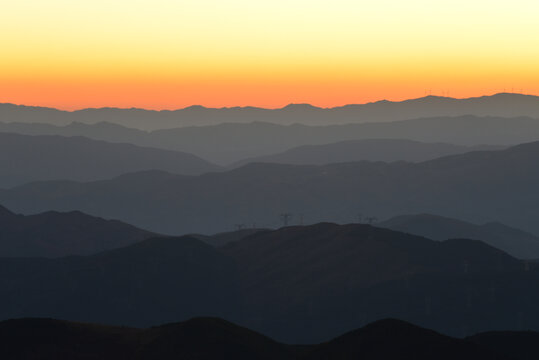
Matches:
[0,132,218,187]
[0,205,155,257]
[2,115,539,164]
[2,141,539,235]
[1,223,538,343]
[1,317,526,360]
[2,93,539,131]
[232,139,503,167]
[379,214,539,259]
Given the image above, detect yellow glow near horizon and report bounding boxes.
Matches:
[1,0,539,109]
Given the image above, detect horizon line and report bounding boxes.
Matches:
[0,92,536,113]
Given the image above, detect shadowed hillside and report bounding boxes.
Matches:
[2,141,539,235]
[0,317,522,359]
[2,223,538,343]
[0,205,155,257]
[0,132,218,187]
[233,139,502,167]
[380,214,539,259]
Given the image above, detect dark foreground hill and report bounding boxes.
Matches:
[380,214,539,259]
[2,223,539,343]
[3,141,539,235]
[0,205,155,257]
[0,236,238,326]
[0,317,521,360]
[0,132,218,187]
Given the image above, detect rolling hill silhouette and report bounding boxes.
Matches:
[2,93,539,130]
[2,115,539,164]
[0,236,238,327]
[0,317,520,360]
[2,223,538,343]
[232,139,502,167]
[2,141,539,235]
[0,205,155,257]
[0,132,218,187]
[380,214,539,259]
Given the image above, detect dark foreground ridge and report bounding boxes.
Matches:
[1,223,539,343]
[0,317,527,360]
[0,204,156,257]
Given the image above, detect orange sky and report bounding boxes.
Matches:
[1,0,539,110]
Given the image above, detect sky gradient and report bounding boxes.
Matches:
[1,0,539,110]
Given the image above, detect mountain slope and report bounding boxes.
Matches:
[3,115,539,164]
[0,317,517,360]
[2,141,539,235]
[0,132,218,187]
[233,139,502,167]
[380,214,539,259]
[305,319,500,360]
[221,223,523,341]
[0,236,239,326]
[0,205,155,257]
[2,93,539,130]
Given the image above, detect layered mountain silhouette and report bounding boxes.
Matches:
[2,141,539,235]
[2,115,539,164]
[0,204,155,257]
[2,223,538,343]
[0,236,238,326]
[0,132,218,187]
[2,93,539,130]
[380,214,539,259]
[1,317,521,360]
[233,139,502,167]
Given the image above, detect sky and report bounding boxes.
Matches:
[1,0,539,110]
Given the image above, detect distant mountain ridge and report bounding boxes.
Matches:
[379,214,539,259]
[0,204,155,257]
[2,93,539,131]
[2,141,539,235]
[0,132,219,187]
[1,115,538,164]
[233,139,503,167]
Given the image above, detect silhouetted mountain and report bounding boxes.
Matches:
[2,93,539,130]
[221,223,524,342]
[0,132,218,187]
[2,317,524,360]
[0,204,155,257]
[468,331,539,360]
[3,115,539,164]
[0,236,238,327]
[192,228,270,247]
[305,319,500,360]
[380,214,539,259]
[0,317,296,360]
[2,223,539,343]
[233,139,502,167]
[2,141,539,235]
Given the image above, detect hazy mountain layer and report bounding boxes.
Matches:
[380,214,539,259]
[0,132,218,187]
[2,141,539,235]
[1,115,536,164]
[2,93,539,130]
[233,139,503,167]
